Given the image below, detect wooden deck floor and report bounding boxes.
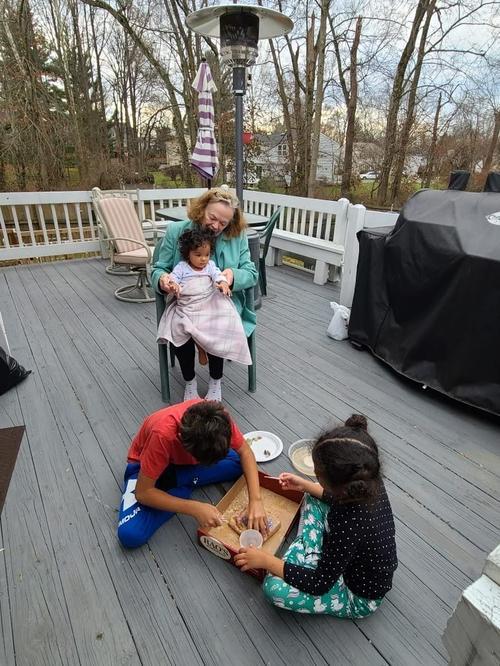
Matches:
[0,258,499,666]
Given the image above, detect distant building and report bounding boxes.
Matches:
[352,142,427,178]
[352,142,384,174]
[252,132,341,184]
[405,154,427,177]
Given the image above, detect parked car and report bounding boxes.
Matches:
[359,170,379,180]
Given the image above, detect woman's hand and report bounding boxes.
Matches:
[159,273,180,295]
[221,268,234,286]
[240,498,268,535]
[190,501,224,528]
[278,472,308,492]
[217,281,231,297]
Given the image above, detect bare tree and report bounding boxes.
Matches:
[331,14,362,198]
[80,0,194,182]
[389,0,437,203]
[377,0,433,205]
[482,109,500,176]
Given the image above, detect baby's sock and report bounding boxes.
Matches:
[205,377,222,402]
[183,378,200,401]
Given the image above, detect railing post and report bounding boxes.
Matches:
[339,203,365,308]
[443,544,500,666]
[333,197,350,247]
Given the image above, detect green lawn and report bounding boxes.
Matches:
[151,171,185,188]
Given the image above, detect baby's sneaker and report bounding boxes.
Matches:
[184,378,200,401]
[205,378,222,402]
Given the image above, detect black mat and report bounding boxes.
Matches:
[0,426,25,515]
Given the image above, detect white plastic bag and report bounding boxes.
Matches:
[327,302,350,340]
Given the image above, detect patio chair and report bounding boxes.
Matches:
[153,242,256,402]
[91,188,163,303]
[256,207,281,296]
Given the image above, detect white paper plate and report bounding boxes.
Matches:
[244,431,283,462]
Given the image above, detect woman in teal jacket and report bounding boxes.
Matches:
[151,186,258,402]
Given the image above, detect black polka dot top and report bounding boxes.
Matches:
[284,483,398,599]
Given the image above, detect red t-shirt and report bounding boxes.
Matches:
[127,399,245,480]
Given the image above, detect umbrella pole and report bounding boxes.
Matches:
[233,66,246,207]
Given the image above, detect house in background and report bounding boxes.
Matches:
[352,141,384,174]
[251,132,341,185]
[405,153,427,177]
[352,142,427,178]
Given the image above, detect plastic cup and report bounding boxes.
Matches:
[239,529,263,549]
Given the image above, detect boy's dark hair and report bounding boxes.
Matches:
[312,414,381,503]
[180,401,232,465]
[178,228,215,261]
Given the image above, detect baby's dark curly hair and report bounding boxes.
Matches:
[178,228,215,261]
[312,414,382,503]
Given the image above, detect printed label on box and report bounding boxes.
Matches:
[200,535,232,560]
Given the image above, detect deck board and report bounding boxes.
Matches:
[0,257,499,665]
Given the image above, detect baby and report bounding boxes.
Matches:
[167,228,230,297]
[157,225,252,383]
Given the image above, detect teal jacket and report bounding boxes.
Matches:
[151,220,258,336]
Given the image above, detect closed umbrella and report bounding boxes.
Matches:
[190,59,219,185]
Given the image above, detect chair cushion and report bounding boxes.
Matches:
[98,197,145,254]
[114,248,149,266]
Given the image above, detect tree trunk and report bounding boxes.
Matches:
[339,17,362,198]
[89,5,110,159]
[482,109,500,178]
[377,0,431,205]
[48,0,88,178]
[269,41,297,186]
[423,92,442,188]
[307,0,330,197]
[390,0,437,204]
[302,14,315,196]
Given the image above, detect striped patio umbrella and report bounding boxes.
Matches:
[190,60,219,184]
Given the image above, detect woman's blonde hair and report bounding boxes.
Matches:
[187,186,246,238]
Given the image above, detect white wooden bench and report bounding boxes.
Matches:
[266,229,345,284]
[243,190,350,285]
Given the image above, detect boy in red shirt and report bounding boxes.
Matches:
[118,399,266,548]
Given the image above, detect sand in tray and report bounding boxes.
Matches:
[207,487,298,552]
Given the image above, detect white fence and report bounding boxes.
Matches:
[0,188,399,306]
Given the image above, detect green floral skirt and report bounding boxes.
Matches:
[262,494,383,617]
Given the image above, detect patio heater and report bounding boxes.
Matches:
[186,3,293,205]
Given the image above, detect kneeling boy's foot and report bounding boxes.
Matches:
[198,347,208,366]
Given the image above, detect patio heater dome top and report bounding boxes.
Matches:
[186,4,294,40]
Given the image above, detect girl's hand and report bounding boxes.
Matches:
[279,472,307,492]
[241,498,268,535]
[221,268,234,286]
[234,547,270,572]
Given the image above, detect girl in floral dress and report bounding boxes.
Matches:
[235,414,398,617]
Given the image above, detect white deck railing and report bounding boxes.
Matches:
[0,188,399,306]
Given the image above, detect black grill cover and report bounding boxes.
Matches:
[348,189,500,415]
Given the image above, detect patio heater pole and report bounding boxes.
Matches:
[233,66,246,205]
[186,4,293,206]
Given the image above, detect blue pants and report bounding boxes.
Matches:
[117,449,242,548]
